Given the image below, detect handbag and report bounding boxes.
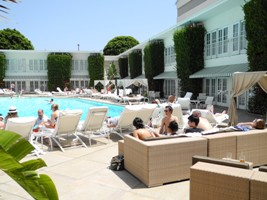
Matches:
[110,155,124,171]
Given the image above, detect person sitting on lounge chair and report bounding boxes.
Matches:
[184,115,204,133]
[5,106,18,123]
[132,117,160,140]
[44,104,60,128]
[33,109,48,132]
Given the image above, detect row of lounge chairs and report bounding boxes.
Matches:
[4,99,228,155]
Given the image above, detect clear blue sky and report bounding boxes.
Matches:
[0,0,177,52]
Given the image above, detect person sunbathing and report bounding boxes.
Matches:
[237,118,265,129]
[192,110,213,131]
[132,117,160,140]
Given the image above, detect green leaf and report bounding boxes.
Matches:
[0,130,59,200]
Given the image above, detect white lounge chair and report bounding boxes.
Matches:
[135,104,157,125]
[110,105,141,138]
[32,110,87,152]
[2,88,16,96]
[199,96,214,109]
[191,109,229,125]
[5,116,43,156]
[52,87,67,96]
[34,89,52,96]
[177,97,191,115]
[77,106,109,146]
[184,92,193,99]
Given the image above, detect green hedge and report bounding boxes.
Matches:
[88,53,104,88]
[118,57,128,79]
[144,39,164,91]
[0,53,6,88]
[173,25,205,98]
[47,53,72,91]
[129,49,142,78]
[244,0,267,114]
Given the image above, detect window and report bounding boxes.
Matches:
[164,80,176,97]
[40,60,44,70]
[206,79,210,95]
[233,23,239,52]
[29,60,34,71]
[211,31,217,56]
[218,30,223,55]
[34,60,38,71]
[240,21,247,51]
[44,60,47,70]
[223,27,228,53]
[74,60,79,71]
[164,46,176,65]
[206,33,211,57]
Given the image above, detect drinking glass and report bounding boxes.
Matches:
[226,152,232,159]
[239,152,246,163]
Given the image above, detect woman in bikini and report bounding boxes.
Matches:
[44,104,60,128]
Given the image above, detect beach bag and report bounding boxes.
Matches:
[110,155,124,171]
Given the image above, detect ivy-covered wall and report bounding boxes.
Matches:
[47,53,72,91]
[144,39,165,91]
[244,0,267,114]
[88,53,104,88]
[118,57,128,79]
[129,49,142,78]
[173,25,205,99]
[0,53,6,88]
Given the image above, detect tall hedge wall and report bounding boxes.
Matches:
[0,53,6,88]
[173,25,205,98]
[144,39,164,91]
[47,53,72,91]
[88,53,104,88]
[119,57,128,79]
[129,49,142,78]
[244,0,267,114]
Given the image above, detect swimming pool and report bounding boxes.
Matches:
[0,97,124,121]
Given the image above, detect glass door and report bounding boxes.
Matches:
[216,78,228,106]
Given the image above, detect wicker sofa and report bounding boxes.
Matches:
[120,129,267,187]
[202,129,267,166]
[190,161,267,200]
[123,135,207,187]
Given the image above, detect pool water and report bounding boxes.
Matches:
[0,97,124,121]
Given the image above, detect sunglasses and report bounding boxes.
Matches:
[164,110,169,112]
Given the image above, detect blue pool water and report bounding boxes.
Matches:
[0,97,124,121]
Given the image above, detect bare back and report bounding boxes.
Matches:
[133,128,157,140]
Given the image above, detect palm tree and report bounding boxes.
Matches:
[0,0,17,19]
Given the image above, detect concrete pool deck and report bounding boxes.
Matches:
[0,134,190,200]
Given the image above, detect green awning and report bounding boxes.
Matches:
[135,74,146,79]
[154,71,177,80]
[189,63,248,78]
